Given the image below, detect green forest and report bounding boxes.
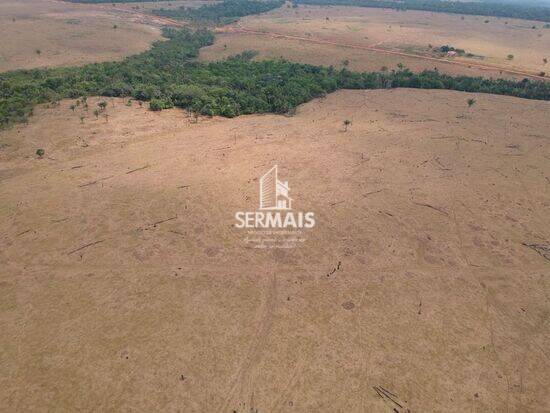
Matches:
[153,0,284,23]
[295,0,550,23]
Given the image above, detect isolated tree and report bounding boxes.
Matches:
[467,98,476,107]
[507,54,514,60]
[80,115,85,124]
[98,101,108,111]
[343,119,351,132]
[70,104,76,112]
[543,58,548,64]
[94,109,100,119]
[35,49,41,55]
[36,149,45,158]
[342,59,349,67]
[113,24,118,30]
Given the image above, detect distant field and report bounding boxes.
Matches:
[201,5,550,79]
[0,0,162,72]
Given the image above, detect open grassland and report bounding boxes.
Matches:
[0,0,162,72]
[200,5,550,79]
[1,89,549,411]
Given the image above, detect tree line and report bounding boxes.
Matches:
[1,28,549,128]
[295,0,550,23]
[153,0,285,24]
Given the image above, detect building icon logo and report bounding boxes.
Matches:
[259,165,292,210]
[234,164,315,248]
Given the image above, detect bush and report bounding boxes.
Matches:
[149,99,173,111]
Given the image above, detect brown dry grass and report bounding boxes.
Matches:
[1,89,549,412]
[200,5,550,79]
[0,0,162,72]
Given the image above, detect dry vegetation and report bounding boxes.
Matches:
[1,89,549,411]
[0,0,164,72]
[201,5,550,79]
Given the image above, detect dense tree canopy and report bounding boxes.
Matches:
[153,0,284,23]
[1,28,549,128]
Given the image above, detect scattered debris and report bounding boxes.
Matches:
[412,202,449,216]
[78,175,114,188]
[522,242,550,261]
[152,216,177,227]
[434,157,451,171]
[373,386,409,412]
[67,240,105,255]
[51,217,69,224]
[326,261,342,277]
[363,189,384,197]
[126,165,150,174]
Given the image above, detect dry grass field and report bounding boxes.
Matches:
[1,89,549,412]
[0,0,164,72]
[200,5,550,80]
